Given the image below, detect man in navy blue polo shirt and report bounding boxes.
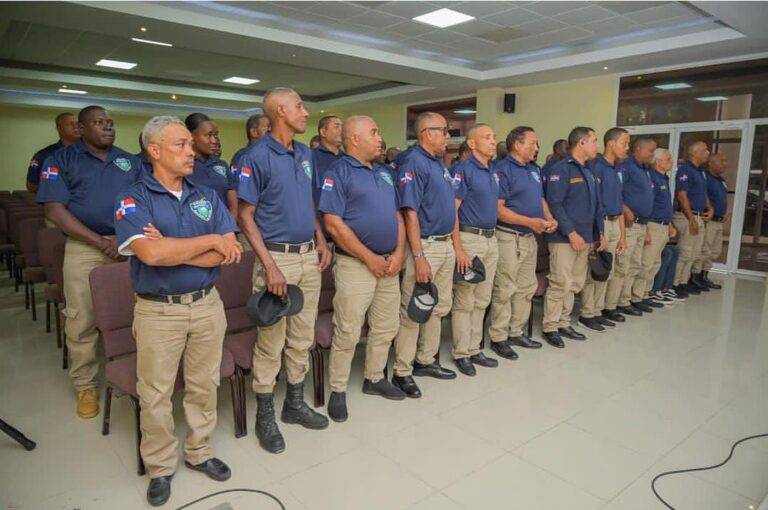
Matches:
[37,105,143,419]
[673,140,714,294]
[542,139,569,175]
[115,116,241,507]
[450,124,502,375]
[580,128,628,331]
[489,126,556,353]
[237,87,332,454]
[699,153,728,289]
[542,127,605,347]
[318,115,407,421]
[312,115,344,205]
[231,112,270,173]
[392,112,457,398]
[26,112,80,192]
[605,138,656,317]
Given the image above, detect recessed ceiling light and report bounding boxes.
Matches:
[58,88,87,95]
[697,96,728,102]
[171,94,177,100]
[223,76,260,85]
[603,66,608,70]
[655,82,692,90]
[453,109,476,114]
[140,27,147,32]
[131,37,173,47]
[637,76,643,80]
[96,59,137,70]
[61,84,68,88]
[413,8,474,28]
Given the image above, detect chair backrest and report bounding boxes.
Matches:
[535,234,550,273]
[10,211,45,248]
[0,209,7,243]
[38,227,65,285]
[17,218,46,266]
[89,262,136,359]
[318,266,335,313]
[214,251,256,332]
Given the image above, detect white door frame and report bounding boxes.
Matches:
[624,118,768,276]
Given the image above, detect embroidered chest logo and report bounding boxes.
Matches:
[301,160,312,179]
[618,172,624,184]
[379,171,394,186]
[213,165,227,177]
[190,198,213,222]
[114,158,132,172]
[531,171,541,183]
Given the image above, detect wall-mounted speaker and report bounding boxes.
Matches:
[503,93,516,114]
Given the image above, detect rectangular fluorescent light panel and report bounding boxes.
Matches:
[655,82,692,90]
[223,76,260,85]
[59,88,87,95]
[131,37,173,47]
[697,96,728,102]
[96,59,137,69]
[454,109,476,114]
[413,8,474,28]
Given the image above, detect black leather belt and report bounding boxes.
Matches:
[605,214,622,221]
[421,233,451,242]
[496,225,534,237]
[265,240,315,254]
[139,286,212,305]
[648,220,670,225]
[459,225,495,238]
[712,216,725,222]
[635,218,649,225]
[335,246,390,259]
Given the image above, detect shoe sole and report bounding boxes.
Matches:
[329,414,348,423]
[77,408,99,419]
[490,348,518,360]
[471,361,499,368]
[577,322,605,333]
[184,461,231,482]
[281,415,330,430]
[412,371,457,380]
[258,440,285,454]
[508,341,542,349]
[362,387,406,401]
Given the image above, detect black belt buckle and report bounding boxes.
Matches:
[459,225,495,238]
[635,218,649,225]
[140,286,211,305]
[266,240,315,254]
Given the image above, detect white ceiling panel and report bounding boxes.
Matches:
[484,8,543,27]
[553,5,617,25]
[448,19,505,36]
[625,3,697,24]
[374,1,438,19]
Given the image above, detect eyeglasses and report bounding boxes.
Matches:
[421,126,450,135]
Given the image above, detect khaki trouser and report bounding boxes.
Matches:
[451,232,498,359]
[488,231,537,341]
[542,242,589,332]
[329,254,400,392]
[580,219,621,318]
[63,238,118,391]
[699,220,724,272]
[134,288,226,478]
[605,222,644,309]
[251,249,321,393]
[632,222,669,301]
[673,212,705,285]
[393,239,455,376]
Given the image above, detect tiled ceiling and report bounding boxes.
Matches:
[191,1,721,69]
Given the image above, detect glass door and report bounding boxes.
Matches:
[738,124,768,272]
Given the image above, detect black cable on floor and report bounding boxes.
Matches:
[651,432,768,510]
[174,488,286,510]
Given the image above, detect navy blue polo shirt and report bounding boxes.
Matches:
[589,155,623,217]
[135,152,153,174]
[27,141,64,187]
[648,170,673,222]
[37,142,144,235]
[397,144,456,237]
[544,158,603,243]
[620,156,654,220]
[188,155,236,205]
[495,155,544,234]
[706,171,728,217]
[237,133,316,244]
[312,144,343,205]
[318,155,399,255]
[452,155,499,230]
[115,174,238,295]
[676,160,708,212]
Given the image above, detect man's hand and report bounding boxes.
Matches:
[568,232,587,252]
[365,253,389,278]
[264,263,287,297]
[616,236,626,256]
[455,248,472,274]
[386,252,404,277]
[528,218,550,235]
[214,235,243,265]
[703,208,714,222]
[669,224,677,239]
[624,209,635,227]
[598,233,606,252]
[689,219,699,236]
[544,218,558,233]
[143,223,163,240]
[316,239,332,271]
[644,230,651,246]
[98,236,121,259]
[414,255,432,283]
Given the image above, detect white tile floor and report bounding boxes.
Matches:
[1,273,767,510]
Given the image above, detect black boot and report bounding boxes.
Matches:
[255,393,285,454]
[690,273,710,292]
[702,271,721,289]
[327,391,348,423]
[281,382,329,430]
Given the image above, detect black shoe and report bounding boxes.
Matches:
[690,274,710,292]
[509,335,542,349]
[470,352,499,367]
[602,309,626,322]
[281,382,329,430]
[327,391,348,422]
[642,298,664,309]
[392,375,421,398]
[543,331,565,348]
[578,316,605,332]
[454,357,476,376]
[490,340,519,359]
[558,326,587,340]
[682,282,701,295]
[185,458,231,482]
[147,475,172,507]
[617,305,642,316]
[362,378,406,400]
[672,285,690,298]
[413,361,457,380]
[702,271,721,289]
[596,316,616,327]
[631,301,653,313]
[255,393,285,454]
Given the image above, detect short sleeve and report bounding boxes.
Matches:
[452,165,468,200]
[210,191,239,235]
[36,152,70,205]
[397,161,425,211]
[496,168,511,200]
[236,153,266,206]
[676,167,690,192]
[26,150,44,187]
[317,168,346,217]
[114,191,153,256]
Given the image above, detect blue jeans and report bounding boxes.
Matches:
[653,244,680,292]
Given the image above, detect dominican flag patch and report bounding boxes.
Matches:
[240,167,252,182]
[549,174,560,183]
[230,165,239,177]
[678,174,688,182]
[42,167,59,180]
[115,198,136,220]
[400,171,413,186]
[453,173,462,185]
[322,178,334,191]
[30,159,40,169]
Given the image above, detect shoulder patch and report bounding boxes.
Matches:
[30,159,40,169]
[42,166,59,180]
[240,167,252,182]
[322,178,334,191]
[400,171,413,186]
[115,197,136,220]
[678,174,688,182]
[531,171,541,183]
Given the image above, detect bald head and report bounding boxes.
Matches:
[686,140,710,166]
[342,115,382,165]
[261,87,308,136]
[466,123,496,163]
[415,111,448,156]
